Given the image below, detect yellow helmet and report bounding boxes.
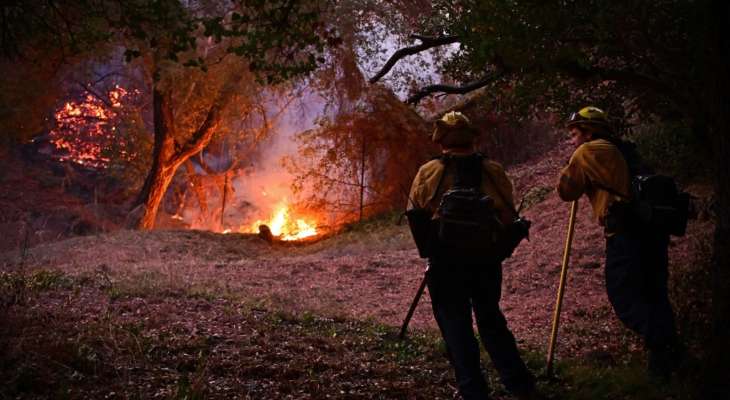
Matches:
[439,111,472,127]
[432,111,478,147]
[566,106,610,129]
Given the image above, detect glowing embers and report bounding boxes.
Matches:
[49,85,134,168]
[246,200,318,241]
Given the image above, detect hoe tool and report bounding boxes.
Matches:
[546,200,579,376]
[399,262,430,339]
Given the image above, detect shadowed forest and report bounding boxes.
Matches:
[1,1,729,399]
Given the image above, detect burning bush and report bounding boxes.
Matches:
[49,85,149,171]
[48,84,152,199]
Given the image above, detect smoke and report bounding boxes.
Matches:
[223,91,327,232]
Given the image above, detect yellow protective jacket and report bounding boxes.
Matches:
[408,153,515,225]
[557,139,631,227]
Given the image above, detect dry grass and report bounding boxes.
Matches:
[0,141,714,399]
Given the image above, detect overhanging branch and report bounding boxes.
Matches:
[406,74,498,105]
[369,34,460,84]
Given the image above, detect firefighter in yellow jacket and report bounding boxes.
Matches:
[408,112,538,400]
[557,106,680,379]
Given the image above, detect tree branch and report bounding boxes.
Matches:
[368,34,460,84]
[406,74,498,105]
[306,170,378,193]
[76,81,114,108]
[172,101,223,166]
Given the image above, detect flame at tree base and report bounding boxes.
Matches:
[243,201,318,241]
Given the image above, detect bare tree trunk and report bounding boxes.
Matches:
[359,136,366,222]
[707,113,730,397]
[703,1,730,395]
[138,164,178,229]
[136,87,177,229]
[133,80,228,230]
[220,171,229,230]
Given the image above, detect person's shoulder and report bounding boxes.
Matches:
[584,138,619,150]
[416,158,444,177]
[574,139,616,156]
[421,157,444,169]
[481,158,505,172]
[479,157,509,178]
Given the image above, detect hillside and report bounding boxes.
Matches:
[0,140,714,399]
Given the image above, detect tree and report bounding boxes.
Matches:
[1,0,334,229]
[370,0,729,393]
[174,94,292,231]
[286,85,432,222]
[283,1,435,223]
[109,0,333,229]
[700,2,730,395]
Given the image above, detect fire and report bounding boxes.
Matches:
[49,85,136,168]
[246,200,318,241]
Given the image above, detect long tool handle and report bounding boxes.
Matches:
[399,271,429,339]
[546,200,579,376]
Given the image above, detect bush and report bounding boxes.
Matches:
[627,122,712,182]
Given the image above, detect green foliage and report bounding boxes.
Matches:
[1,1,333,85]
[0,270,74,293]
[628,122,712,182]
[554,362,667,400]
[668,229,713,357]
[0,270,75,308]
[396,1,707,126]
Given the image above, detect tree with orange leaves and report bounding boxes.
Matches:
[1,0,336,229]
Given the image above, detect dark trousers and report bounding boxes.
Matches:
[427,257,534,400]
[605,230,677,354]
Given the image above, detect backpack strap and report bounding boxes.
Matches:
[423,155,451,208]
[478,155,520,219]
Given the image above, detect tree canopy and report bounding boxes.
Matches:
[372,1,708,126]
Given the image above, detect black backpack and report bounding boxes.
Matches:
[604,139,691,236]
[435,154,503,254]
[434,154,534,261]
[405,153,530,260]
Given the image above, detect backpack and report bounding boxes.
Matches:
[605,139,691,236]
[405,153,530,260]
[435,154,503,255]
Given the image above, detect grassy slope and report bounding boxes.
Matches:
[0,141,713,399]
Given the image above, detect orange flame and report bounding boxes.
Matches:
[49,85,135,168]
[245,200,318,241]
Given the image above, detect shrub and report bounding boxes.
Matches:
[627,122,712,182]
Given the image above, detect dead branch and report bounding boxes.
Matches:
[406,74,497,105]
[306,171,378,193]
[193,151,218,175]
[368,34,460,84]
[76,81,113,108]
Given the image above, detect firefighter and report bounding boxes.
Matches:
[408,111,539,400]
[556,106,680,378]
